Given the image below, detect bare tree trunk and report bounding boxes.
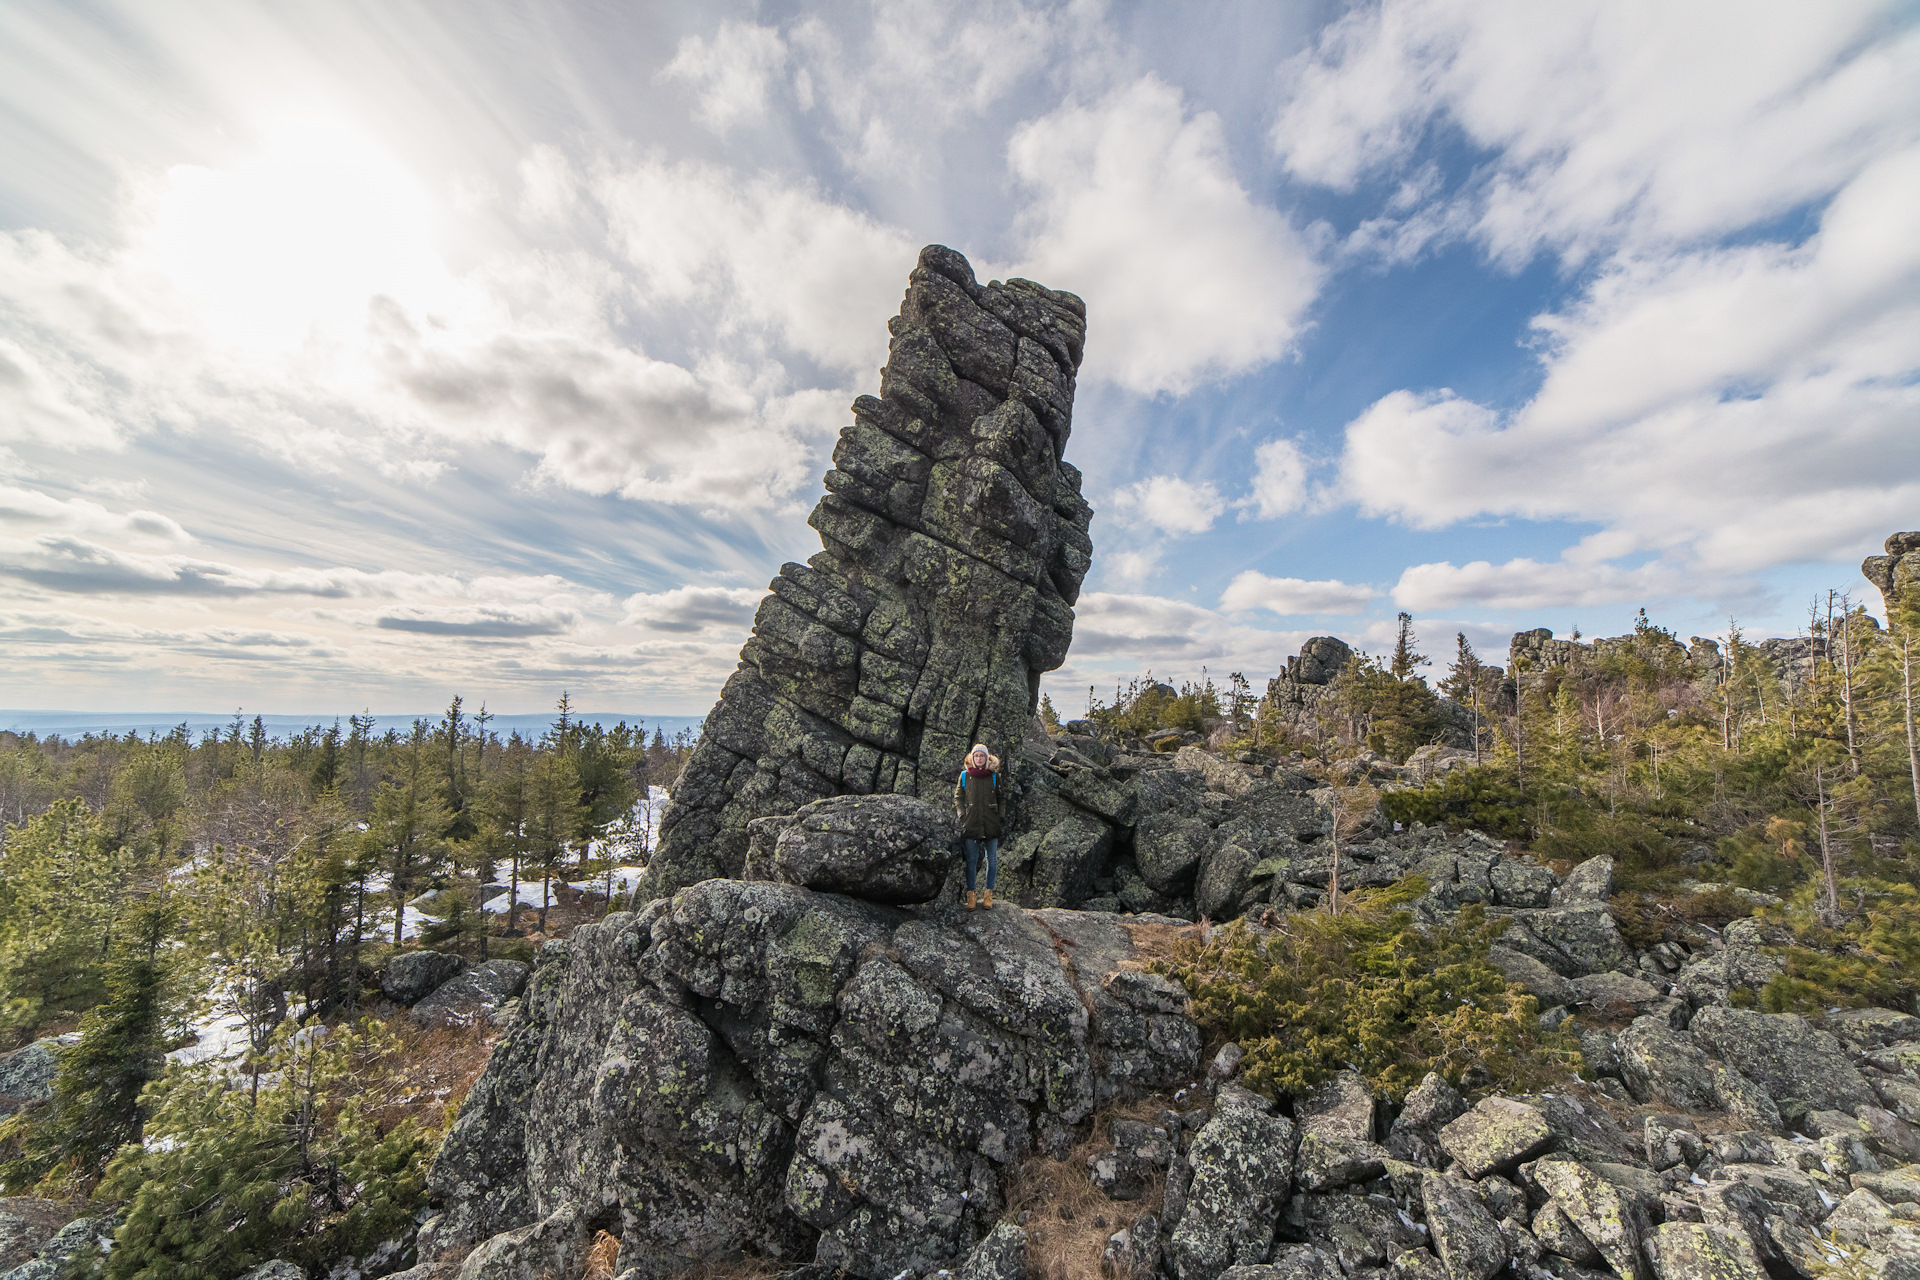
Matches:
[1839,605,1862,776]
[1816,763,1838,916]
[1905,632,1920,829]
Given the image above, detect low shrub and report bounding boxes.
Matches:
[1757,879,1920,1015]
[97,1018,440,1280]
[1381,766,1529,840]
[1150,880,1581,1101]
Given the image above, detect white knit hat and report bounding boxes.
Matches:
[969,743,990,757]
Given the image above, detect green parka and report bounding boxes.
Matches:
[954,756,1006,840]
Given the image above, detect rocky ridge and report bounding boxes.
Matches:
[393,823,1920,1280]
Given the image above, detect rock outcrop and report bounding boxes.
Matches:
[1864,532,1920,615]
[418,886,1198,1279]
[646,245,1092,898]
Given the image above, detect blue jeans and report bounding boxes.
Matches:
[964,838,999,892]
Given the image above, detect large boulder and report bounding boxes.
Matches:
[424,884,1202,1280]
[0,1038,70,1118]
[410,959,528,1027]
[1688,1007,1877,1114]
[1619,1015,1720,1110]
[1439,1097,1553,1178]
[1168,1092,1297,1280]
[646,247,1092,897]
[1421,1171,1508,1280]
[381,950,466,1006]
[1294,1072,1386,1191]
[761,793,956,904]
[1531,1159,1651,1280]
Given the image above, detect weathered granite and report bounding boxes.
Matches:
[647,247,1091,898]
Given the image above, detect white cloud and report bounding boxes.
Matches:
[1339,144,1920,575]
[1273,1,1920,266]
[594,155,917,374]
[1107,475,1225,536]
[622,584,761,633]
[1220,570,1374,616]
[1007,76,1325,395]
[1391,557,1686,613]
[788,1,1071,176]
[1243,437,1311,518]
[662,20,789,134]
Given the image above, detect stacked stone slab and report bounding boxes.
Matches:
[1863,531,1920,615]
[645,245,1091,897]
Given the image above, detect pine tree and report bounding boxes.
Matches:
[1390,612,1429,682]
[2,892,179,1189]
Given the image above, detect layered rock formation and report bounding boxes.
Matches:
[646,246,1092,898]
[418,883,1199,1279]
[1864,532,1920,615]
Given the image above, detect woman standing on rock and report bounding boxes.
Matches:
[955,743,1005,910]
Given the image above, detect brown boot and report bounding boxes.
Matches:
[965,890,977,911]
[983,888,994,909]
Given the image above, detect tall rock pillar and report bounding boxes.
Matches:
[645,245,1092,896]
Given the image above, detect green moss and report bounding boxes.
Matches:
[1150,879,1581,1101]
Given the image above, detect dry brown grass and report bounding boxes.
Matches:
[675,1253,786,1280]
[1116,919,1205,969]
[367,1016,500,1132]
[581,1229,622,1279]
[1004,1097,1176,1280]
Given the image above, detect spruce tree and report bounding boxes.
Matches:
[2,892,178,1189]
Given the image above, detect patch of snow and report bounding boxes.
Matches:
[169,1009,252,1066]
[567,866,645,897]
[482,883,554,915]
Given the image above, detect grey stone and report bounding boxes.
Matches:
[0,1039,68,1118]
[1532,1159,1652,1280]
[1712,1066,1783,1134]
[235,1263,307,1280]
[425,883,1206,1280]
[766,793,956,904]
[0,1201,68,1272]
[1570,971,1663,1012]
[1295,1072,1386,1191]
[957,1222,1026,1280]
[646,247,1091,898]
[459,1204,586,1280]
[1497,906,1627,977]
[1533,1201,1603,1266]
[410,958,529,1026]
[0,1215,115,1280]
[1387,1073,1468,1167]
[1167,1099,1296,1280]
[1089,1120,1173,1200]
[381,949,466,1005]
[1866,1040,1920,1080]
[1438,1097,1553,1178]
[1644,1115,1706,1171]
[1642,1222,1767,1280]
[1873,1073,1920,1123]
[1688,1006,1877,1113]
[1855,1105,1920,1164]
[1619,1015,1720,1110]
[1484,947,1577,1009]
[1552,857,1613,906]
[1854,1167,1920,1205]
[1225,1246,1343,1280]
[1134,814,1214,894]
[1102,1214,1158,1280]
[1824,1007,1920,1050]
[1421,1171,1509,1280]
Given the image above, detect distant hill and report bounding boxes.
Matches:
[0,709,705,743]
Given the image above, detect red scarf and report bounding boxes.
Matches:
[966,762,992,779]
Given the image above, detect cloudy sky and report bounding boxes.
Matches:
[1,1,1916,717]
